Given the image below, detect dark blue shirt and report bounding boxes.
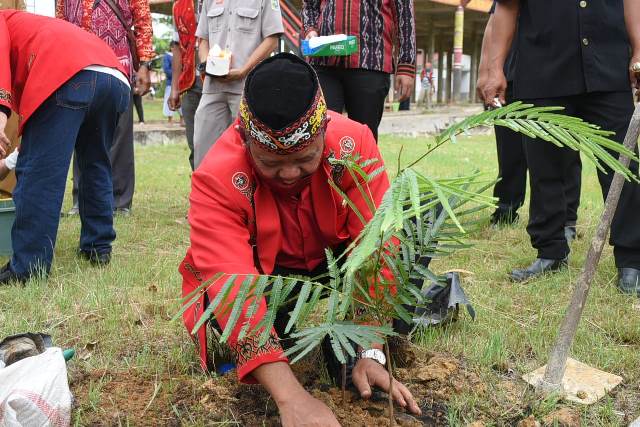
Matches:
[163,53,173,86]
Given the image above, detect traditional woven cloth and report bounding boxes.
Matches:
[56,0,153,80]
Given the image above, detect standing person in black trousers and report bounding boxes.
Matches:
[301,0,416,141]
[478,1,581,229]
[479,0,640,295]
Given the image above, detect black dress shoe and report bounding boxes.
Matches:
[617,268,640,296]
[510,258,568,282]
[77,249,111,266]
[113,207,131,217]
[490,209,519,227]
[0,263,26,286]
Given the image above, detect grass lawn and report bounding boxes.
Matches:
[1,131,639,426]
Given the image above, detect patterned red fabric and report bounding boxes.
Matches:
[0,10,126,132]
[56,0,154,79]
[301,0,416,77]
[173,0,197,94]
[179,112,390,382]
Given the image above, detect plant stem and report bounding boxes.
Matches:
[384,338,395,426]
[341,363,347,407]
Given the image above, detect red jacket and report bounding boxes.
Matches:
[180,112,391,382]
[0,10,126,133]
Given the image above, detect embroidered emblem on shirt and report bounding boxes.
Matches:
[339,136,355,156]
[232,171,255,203]
[232,172,250,191]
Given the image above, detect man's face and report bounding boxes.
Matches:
[248,132,325,186]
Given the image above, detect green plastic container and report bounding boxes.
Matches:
[0,198,15,256]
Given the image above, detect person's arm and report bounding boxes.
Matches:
[131,0,154,94]
[478,0,518,105]
[0,16,13,157]
[301,0,321,39]
[223,35,279,81]
[198,38,209,69]
[624,0,640,88]
[393,0,417,101]
[169,39,183,111]
[476,14,494,104]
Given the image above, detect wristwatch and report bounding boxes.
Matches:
[359,348,386,365]
[197,62,206,73]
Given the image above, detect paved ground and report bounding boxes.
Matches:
[133,104,485,146]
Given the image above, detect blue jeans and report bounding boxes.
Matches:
[10,70,130,278]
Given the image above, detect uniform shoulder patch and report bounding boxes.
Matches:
[271,0,280,10]
[339,136,355,156]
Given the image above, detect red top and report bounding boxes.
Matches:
[179,112,391,382]
[0,10,126,133]
[274,188,328,271]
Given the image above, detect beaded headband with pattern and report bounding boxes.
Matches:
[238,89,328,155]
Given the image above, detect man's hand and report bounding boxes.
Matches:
[0,111,10,157]
[279,391,341,427]
[395,75,414,102]
[629,54,640,90]
[305,30,318,40]
[478,68,507,106]
[252,361,340,427]
[352,358,421,415]
[135,65,152,96]
[221,68,247,82]
[168,85,182,111]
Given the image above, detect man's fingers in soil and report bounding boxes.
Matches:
[352,370,373,398]
[396,382,421,415]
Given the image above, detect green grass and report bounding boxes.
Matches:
[1,132,638,425]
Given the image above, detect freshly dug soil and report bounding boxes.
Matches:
[70,343,480,426]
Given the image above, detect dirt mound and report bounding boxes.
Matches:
[70,345,479,426]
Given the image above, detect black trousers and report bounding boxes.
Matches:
[314,67,391,141]
[523,91,640,267]
[132,93,144,123]
[492,84,528,215]
[181,86,202,171]
[72,92,135,210]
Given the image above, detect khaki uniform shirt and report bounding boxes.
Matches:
[196,0,283,94]
[0,0,24,9]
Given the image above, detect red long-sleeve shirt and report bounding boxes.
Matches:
[180,112,391,382]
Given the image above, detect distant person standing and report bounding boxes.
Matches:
[57,0,154,216]
[163,42,179,124]
[302,0,417,140]
[169,0,203,170]
[191,0,284,168]
[419,63,434,110]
